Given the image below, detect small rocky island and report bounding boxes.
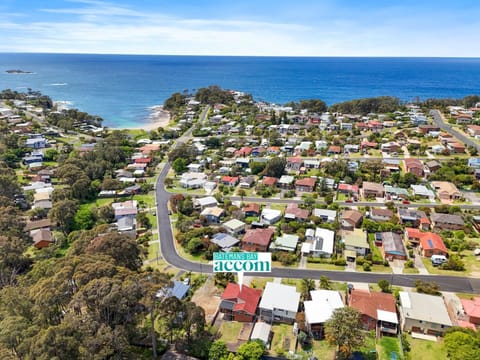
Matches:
[6,69,33,74]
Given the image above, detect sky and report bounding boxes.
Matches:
[1,0,479,56]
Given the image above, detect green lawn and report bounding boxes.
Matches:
[281,278,303,292]
[249,277,273,290]
[219,321,243,343]
[378,336,402,360]
[133,193,156,209]
[147,242,159,260]
[270,324,296,355]
[421,256,473,276]
[403,267,420,274]
[306,262,346,271]
[357,264,392,273]
[298,339,336,360]
[407,334,447,360]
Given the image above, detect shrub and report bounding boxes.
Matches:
[363,262,371,271]
[405,259,415,268]
[356,257,365,266]
[334,257,347,266]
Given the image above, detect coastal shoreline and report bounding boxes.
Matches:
[113,105,170,131]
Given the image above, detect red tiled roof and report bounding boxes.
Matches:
[287,156,303,163]
[405,227,422,239]
[419,232,448,253]
[262,177,278,186]
[461,297,480,318]
[457,320,477,330]
[328,145,341,153]
[349,290,396,321]
[404,158,423,169]
[134,157,152,164]
[236,147,252,156]
[243,203,260,214]
[338,183,359,193]
[420,217,430,224]
[295,177,316,187]
[242,228,274,247]
[222,176,239,184]
[221,283,262,315]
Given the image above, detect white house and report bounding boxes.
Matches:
[194,196,218,210]
[259,282,300,324]
[304,290,344,339]
[312,208,337,223]
[261,208,282,225]
[303,228,335,258]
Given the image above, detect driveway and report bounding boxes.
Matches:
[390,260,405,274]
[414,250,429,275]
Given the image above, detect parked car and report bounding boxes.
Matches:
[402,200,410,204]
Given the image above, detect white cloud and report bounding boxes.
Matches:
[1,0,479,56]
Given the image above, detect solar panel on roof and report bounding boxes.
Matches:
[427,239,434,248]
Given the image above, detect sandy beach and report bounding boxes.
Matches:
[137,105,171,131]
[114,105,171,131]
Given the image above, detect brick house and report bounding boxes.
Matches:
[295,177,316,192]
[362,182,385,198]
[419,232,448,257]
[241,228,275,252]
[404,158,424,177]
[430,213,464,230]
[220,283,262,322]
[348,290,398,336]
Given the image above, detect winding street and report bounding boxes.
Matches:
[430,109,480,151]
[154,107,480,294]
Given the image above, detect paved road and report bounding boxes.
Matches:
[430,109,480,151]
[154,107,480,294]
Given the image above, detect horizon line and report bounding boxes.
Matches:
[1,51,480,59]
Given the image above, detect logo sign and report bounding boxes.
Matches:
[213,252,271,289]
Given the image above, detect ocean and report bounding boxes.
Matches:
[1,53,480,128]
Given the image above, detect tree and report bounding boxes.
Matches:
[214,272,235,288]
[236,340,266,360]
[48,199,78,233]
[325,307,365,359]
[209,340,229,360]
[319,276,333,290]
[414,280,441,295]
[377,279,391,293]
[168,143,195,164]
[263,157,286,178]
[300,278,316,300]
[172,158,188,174]
[299,99,328,113]
[444,328,480,360]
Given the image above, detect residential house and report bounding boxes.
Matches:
[381,232,407,260]
[223,219,246,235]
[270,234,299,252]
[304,290,344,339]
[430,213,464,231]
[261,208,282,225]
[419,125,440,134]
[241,228,275,252]
[31,228,54,249]
[112,200,138,220]
[370,208,394,222]
[295,177,316,192]
[286,157,303,172]
[258,282,300,324]
[431,181,463,202]
[235,157,250,168]
[180,172,208,189]
[405,227,423,245]
[468,158,480,169]
[337,183,359,196]
[425,160,442,174]
[467,125,480,137]
[262,176,278,187]
[312,208,337,223]
[187,163,203,173]
[404,158,424,177]
[243,203,261,217]
[284,203,310,222]
[398,209,428,228]
[362,182,385,198]
[419,232,448,257]
[304,159,321,169]
[447,142,466,154]
[399,291,452,336]
[210,233,240,252]
[159,281,190,300]
[25,136,47,149]
[327,145,342,155]
[341,210,363,230]
[200,206,225,224]
[239,176,255,189]
[302,228,335,258]
[460,297,480,326]
[380,142,401,153]
[278,175,295,189]
[384,185,409,200]
[194,196,218,210]
[219,283,262,322]
[221,176,239,187]
[411,185,435,200]
[343,229,370,257]
[348,290,398,335]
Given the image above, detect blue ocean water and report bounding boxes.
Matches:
[1,53,479,128]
